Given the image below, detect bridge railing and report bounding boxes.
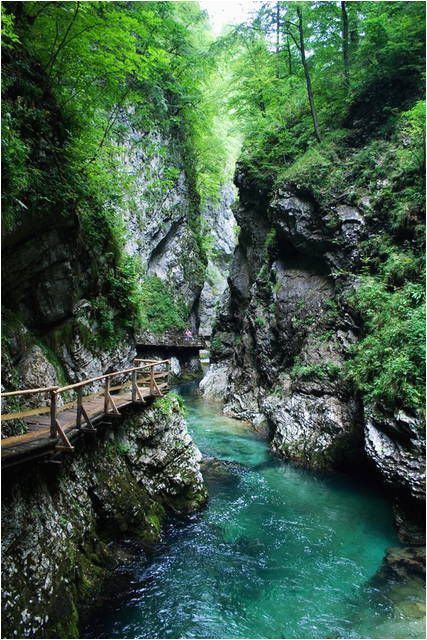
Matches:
[1,359,171,448]
[1,385,61,423]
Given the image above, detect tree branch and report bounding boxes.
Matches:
[46,1,80,77]
[85,89,130,166]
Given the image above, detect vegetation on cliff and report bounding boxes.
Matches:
[2,1,425,414]
[223,1,425,415]
[1,1,236,359]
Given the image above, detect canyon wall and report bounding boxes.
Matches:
[2,96,234,413]
[1,397,206,639]
[201,166,425,543]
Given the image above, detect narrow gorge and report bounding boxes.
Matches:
[1,2,425,639]
[201,165,425,544]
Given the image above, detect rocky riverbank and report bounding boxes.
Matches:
[1,396,206,639]
[201,166,425,544]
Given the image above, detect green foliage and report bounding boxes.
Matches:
[264,228,277,251]
[1,0,239,348]
[139,277,187,335]
[104,438,134,460]
[292,314,315,331]
[188,57,241,205]
[318,330,334,343]
[88,297,120,351]
[225,2,425,416]
[226,1,425,184]
[255,315,267,329]
[210,335,222,354]
[401,100,426,169]
[1,3,19,47]
[346,278,425,412]
[35,341,69,386]
[277,131,348,204]
[115,441,132,457]
[154,392,187,417]
[290,360,342,383]
[2,0,425,419]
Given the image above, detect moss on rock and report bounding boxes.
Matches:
[1,401,206,639]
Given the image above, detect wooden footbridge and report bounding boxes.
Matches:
[1,359,170,469]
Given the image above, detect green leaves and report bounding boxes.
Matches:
[1,3,19,48]
[347,277,425,413]
[139,276,188,334]
[2,0,237,343]
[223,2,425,416]
[224,0,426,183]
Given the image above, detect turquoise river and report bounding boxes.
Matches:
[84,383,425,639]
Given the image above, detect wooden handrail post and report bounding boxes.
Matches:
[77,388,83,429]
[50,391,57,438]
[132,370,137,402]
[150,365,155,395]
[104,377,110,414]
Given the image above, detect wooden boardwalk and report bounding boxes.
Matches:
[135,331,205,349]
[1,359,170,469]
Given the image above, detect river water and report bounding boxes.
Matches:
[85,383,425,639]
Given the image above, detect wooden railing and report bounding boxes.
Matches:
[1,360,171,451]
[135,331,205,348]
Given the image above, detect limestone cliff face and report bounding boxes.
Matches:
[115,116,206,327]
[2,215,138,404]
[1,397,206,639]
[1,112,232,399]
[198,183,237,338]
[201,166,425,540]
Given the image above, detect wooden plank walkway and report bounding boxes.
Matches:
[1,360,170,469]
[135,331,205,349]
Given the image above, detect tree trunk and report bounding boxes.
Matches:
[296,6,321,142]
[275,2,281,78]
[349,3,359,53]
[341,1,350,92]
[286,33,292,75]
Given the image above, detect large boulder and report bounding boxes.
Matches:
[271,187,330,255]
[365,406,425,502]
[17,345,60,394]
[270,186,366,270]
[59,334,136,386]
[199,362,231,402]
[263,389,361,470]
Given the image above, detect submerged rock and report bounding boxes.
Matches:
[370,546,426,630]
[200,456,241,488]
[377,546,426,582]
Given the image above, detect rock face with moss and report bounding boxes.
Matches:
[1,397,206,639]
[202,164,425,540]
[1,53,201,404]
[1,112,234,401]
[1,114,204,401]
[115,116,208,332]
[198,183,237,338]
